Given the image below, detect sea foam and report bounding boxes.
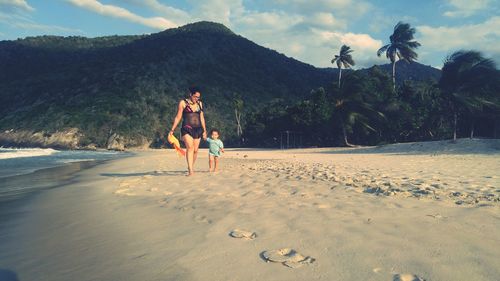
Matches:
[0,148,59,160]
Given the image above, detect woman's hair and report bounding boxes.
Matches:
[188,86,201,96]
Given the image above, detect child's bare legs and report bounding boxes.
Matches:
[214,156,219,172]
[209,155,215,172]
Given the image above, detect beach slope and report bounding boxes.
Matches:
[1,139,499,281]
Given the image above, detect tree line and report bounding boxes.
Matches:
[236,22,500,147]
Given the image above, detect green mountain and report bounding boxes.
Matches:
[362,61,441,83]
[0,21,440,149]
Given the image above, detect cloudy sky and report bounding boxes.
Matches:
[1,0,499,69]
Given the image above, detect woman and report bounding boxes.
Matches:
[169,87,207,176]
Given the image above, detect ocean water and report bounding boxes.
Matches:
[0,148,126,202]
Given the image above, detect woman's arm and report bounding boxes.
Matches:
[169,100,184,135]
[200,102,207,140]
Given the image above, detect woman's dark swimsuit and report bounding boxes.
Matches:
[181,99,204,139]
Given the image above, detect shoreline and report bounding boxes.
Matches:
[0,143,499,281]
[2,137,499,152]
[0,160,105,204]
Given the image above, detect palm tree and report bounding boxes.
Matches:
[439,50,499,141]
[377,22,421,90]
[332,72,385,146]
[331,45,355,88]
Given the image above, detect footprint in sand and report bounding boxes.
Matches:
[114,188,136,196]
[393,273,426,281]
[119,182,131,187]
[261,248,315,268]
[313,203,330,209]
[426,213,448,220]
[119,178,142,188]
[158,197,170,205]
[194,215,212,224]
[229,229,257,240]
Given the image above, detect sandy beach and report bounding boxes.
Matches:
[1,139,499,281]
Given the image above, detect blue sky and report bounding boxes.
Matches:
[1,0,499,69]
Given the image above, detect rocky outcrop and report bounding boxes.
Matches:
[0,128,154,150]
[0,128,82,149]
[126,136,153,150]
[106,133,125,151]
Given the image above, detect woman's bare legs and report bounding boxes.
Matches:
[192,137,201,168]
[183,134,195,175]
[182,134,201,176]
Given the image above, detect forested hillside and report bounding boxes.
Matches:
[0,21,475,149]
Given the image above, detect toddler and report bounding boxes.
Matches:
[206,129,224,172]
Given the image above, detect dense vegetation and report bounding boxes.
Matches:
[1,21,495,149]
[0,22,336,147]
[244,20,499,147]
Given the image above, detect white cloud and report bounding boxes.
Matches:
[0,0,404,68]
[236,11,303,32]
[310,28,385,67]
[308,12,346,30]
[237,17,384,69]
[0,11,83,34]
[60,0,379,67]
[187,0,245,26]
[443,0,491,17]
[121,0,190,24]
[418,16,500,62]
[12,21,84,33]
[0,1,83,38]
[0,0,34,11]
[66,0,178,30]
[174,0,379,68]
[272,0,354,11]
[270,0,372,19]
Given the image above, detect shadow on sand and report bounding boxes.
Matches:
[0,269,20,281]
[100,171,187,177]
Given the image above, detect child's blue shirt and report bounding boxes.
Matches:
[207,138,224,157]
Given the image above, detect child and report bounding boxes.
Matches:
[206,129,224,172]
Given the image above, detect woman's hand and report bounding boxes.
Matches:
[168,130,174,136]
[202,131,207,140]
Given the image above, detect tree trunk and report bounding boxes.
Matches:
[235,108,242,137]
[341,120,353,147]
[470,120,474,139]
[338,66,342,88]
[453,111,457,142]
[392,61,396,91]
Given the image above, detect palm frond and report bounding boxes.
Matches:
[331,55,339,64]
[399,46,418,62]
[377,44,390,57]
[406,41,421,49]
[440,50,498,97]
[339,45,352,55]
[379,21,420,69]
[386,46,397,62]
[344,56,355,67]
